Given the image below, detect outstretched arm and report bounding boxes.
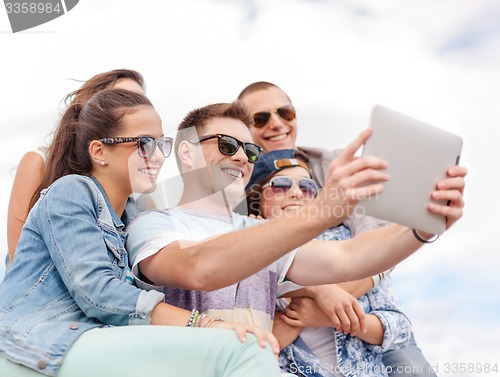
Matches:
[287,164,466,286]
[134,129,389,291]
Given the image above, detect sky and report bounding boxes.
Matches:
[1,1,499,375]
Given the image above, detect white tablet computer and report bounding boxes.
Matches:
[356,105,463,235]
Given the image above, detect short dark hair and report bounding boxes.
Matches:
[174,101,253,171]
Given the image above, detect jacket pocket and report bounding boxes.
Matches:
[101,227,126,269]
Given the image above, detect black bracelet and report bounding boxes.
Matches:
[412,229,440,243]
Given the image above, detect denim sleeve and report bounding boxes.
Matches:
[36,176,164,326]
[365,277,412,352]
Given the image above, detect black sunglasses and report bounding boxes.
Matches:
[253,105,296,128]
[99,136,173,159]
[262,176,318,198]
[189,133,262,163]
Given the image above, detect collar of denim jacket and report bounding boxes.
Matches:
[87,175,126,232]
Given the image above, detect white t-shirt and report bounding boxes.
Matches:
[126,207,301,331]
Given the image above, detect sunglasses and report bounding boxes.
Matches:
[99,136,174,159]
[262,176,318,198]
[189,133,262,163]
[253,105,296,128]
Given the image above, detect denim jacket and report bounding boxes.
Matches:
[279,226,412,377]
[0,175,164,376]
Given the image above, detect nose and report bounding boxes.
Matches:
[230,145,249,164]
[266,112,286,130]
[148,144,165,164]
[288,182,304,199]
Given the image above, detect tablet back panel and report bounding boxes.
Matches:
[356,105,463,235]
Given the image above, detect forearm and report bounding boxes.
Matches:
[273,314,302,350]
[341,225,424,281]
[337,279,374,299]
[356,314,384,345]
[289,225,422,286]
[151,302,191,326]
[143,208,330,291]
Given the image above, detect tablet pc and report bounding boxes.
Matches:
[356,105,463,235]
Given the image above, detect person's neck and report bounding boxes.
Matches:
[91,173,129,217]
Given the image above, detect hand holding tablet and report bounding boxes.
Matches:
[356,105,463,235]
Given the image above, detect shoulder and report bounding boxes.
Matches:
[297,145,343,162]
[127,208,172,231]
[31,176,104,224]
[49,174,96,190]
[43,175,101,205]
[16,150,46,173]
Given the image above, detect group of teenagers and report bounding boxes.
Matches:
[1,69,467,377]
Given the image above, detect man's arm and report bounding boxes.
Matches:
[286,163,466,286]
[140,129,389,291]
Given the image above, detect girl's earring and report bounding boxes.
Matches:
[100,160,106,166]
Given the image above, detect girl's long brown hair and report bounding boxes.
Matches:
[28,69,145,211]
[28,89,152,210]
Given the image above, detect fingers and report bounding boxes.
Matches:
[430,188,465,229]
[336,128,373,163]
[437,176,466,194]
[244,324,280,356]
[217,321,280,357]
[280,313,304,328]
[331,155,388,181]
[430,165,466,230]
[326,153,390,203]
[352,302,367,335]
[447,165,468,179]
[326,301,365,336]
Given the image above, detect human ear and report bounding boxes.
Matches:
[88,140,106,167]
[178,140,196,170]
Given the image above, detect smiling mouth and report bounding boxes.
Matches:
[284,204,303,211]
[139,168,159,176]
[266,133,289,142]
[221,168,243,179]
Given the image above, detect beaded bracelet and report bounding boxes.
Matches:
[412,229,440,243]
[187,309,199,327]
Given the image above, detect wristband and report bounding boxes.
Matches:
[371,269,392,287]
[412,229,439,243]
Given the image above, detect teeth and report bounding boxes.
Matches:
[267,133,287,142]
[285,205,302,211]
[222,168,243,178]
[139,168,158,176]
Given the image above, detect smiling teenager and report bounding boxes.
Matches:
[0,91,281,377]
[7,69,146,266]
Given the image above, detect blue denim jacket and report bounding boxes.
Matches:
[0,175,164,376]
[279,226,412,377]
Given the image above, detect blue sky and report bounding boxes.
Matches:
[1,1,499,374]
